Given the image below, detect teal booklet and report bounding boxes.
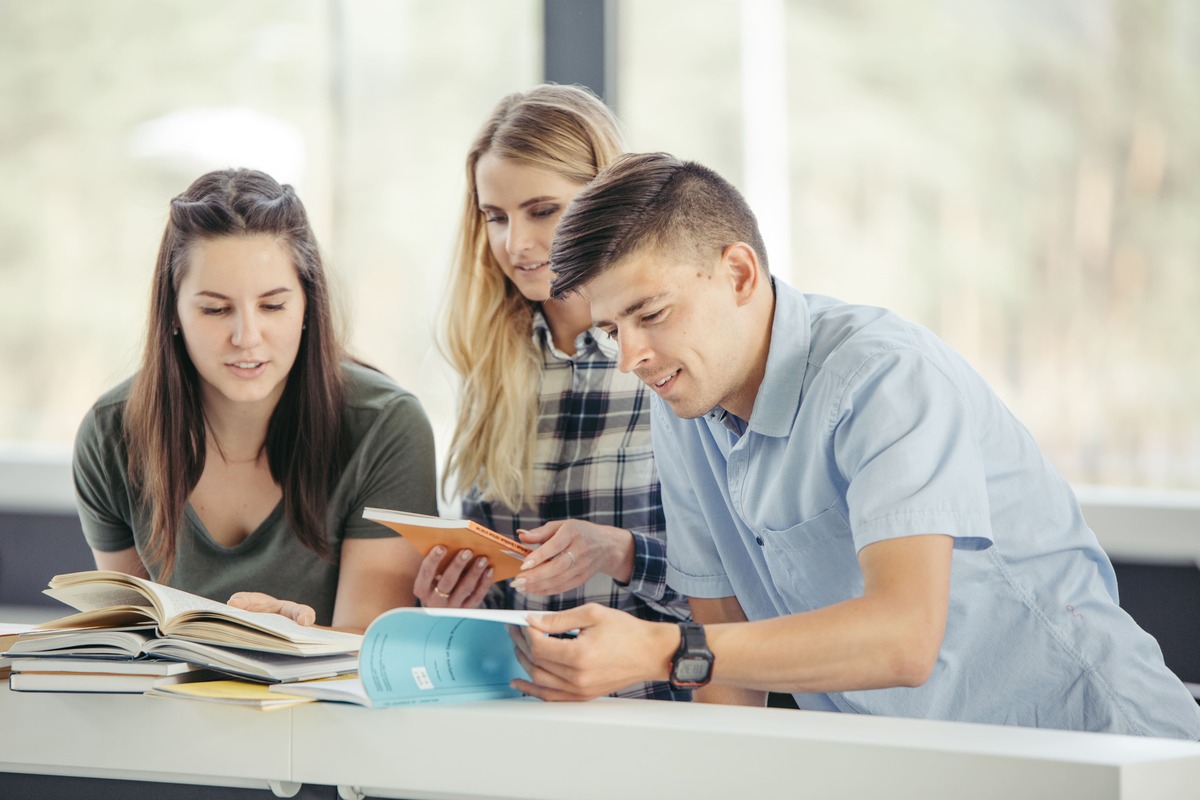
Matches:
[270,608,533,707]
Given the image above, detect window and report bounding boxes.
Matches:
[3,0,1197,493]
[619,0,1200,490]
[0,0,539,479]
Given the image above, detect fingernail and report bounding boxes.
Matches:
[460,550,472,561]
[432,547,445,557]
[476,557,487,569]
[512,578,526,592]
[520,559,534,571]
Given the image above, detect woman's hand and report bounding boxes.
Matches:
[413,546,493,608]
[227,592,317,626]
[511,519,635,596]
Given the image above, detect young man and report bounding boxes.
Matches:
[508,152,1200,739]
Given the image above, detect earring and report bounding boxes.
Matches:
[171,327,179,336]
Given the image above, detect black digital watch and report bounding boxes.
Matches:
[669,621,714,690]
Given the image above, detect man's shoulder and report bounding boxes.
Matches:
[802,294,932,374]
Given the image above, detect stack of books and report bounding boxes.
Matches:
[9,653,213,693]
[4,570,363,694]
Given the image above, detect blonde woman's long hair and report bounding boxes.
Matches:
[441,84,624,510]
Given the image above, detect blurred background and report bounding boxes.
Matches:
[2,0,1198,497]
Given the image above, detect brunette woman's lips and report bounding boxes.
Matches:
[227,361,267,378]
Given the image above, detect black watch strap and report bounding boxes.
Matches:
[669,621,714,690]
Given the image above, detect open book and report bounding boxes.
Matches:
[363,508,533,582]
[39,570,362,657]
[271,608,534,707]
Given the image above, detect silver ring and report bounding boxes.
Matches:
[433,586,450,599]
[566,551,576,568]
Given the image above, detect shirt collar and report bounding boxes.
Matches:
[531,308,616,360]
[745,280,811,438]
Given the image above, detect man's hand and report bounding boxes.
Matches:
[508,603,678,701]
[413,547,492,608]
[512,520,635,596]
[227,592,317,626]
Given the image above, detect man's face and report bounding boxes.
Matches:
[584,247,751,420]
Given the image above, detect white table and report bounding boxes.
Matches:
[2,685,1198,800]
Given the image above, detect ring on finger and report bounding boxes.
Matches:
[433,586,451,599]
[565,550,576,569]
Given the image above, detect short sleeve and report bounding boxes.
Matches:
[834,348,993,552]
[653,400,736,598]
[72,403,136,553]
[339,391,439,540]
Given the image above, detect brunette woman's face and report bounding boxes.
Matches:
[175,234,306,416]
[475,153,586,303]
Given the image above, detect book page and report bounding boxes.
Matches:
[143,638,359,683]
[7,627,156,658]
[46,571,361,653]
[356,608,530,707]
[271,675,372,706]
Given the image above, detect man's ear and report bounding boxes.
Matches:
[722,242,762,306]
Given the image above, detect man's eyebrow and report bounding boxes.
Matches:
[194,287,294,300]
[593,292,670,330]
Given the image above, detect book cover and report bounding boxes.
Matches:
[272,608,534,708]
[363,507,533,582]
[37,570,363,657]
[7,626,158,659]
[8,666,216,693]
[9,656,202,677]
[147,679,316,711]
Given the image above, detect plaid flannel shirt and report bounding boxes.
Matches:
[462,312,692,701]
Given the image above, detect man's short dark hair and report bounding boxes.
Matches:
[549,152,769,298]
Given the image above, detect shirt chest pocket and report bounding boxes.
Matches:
[759,507,862,612]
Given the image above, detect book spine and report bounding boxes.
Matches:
[467,522,532,555]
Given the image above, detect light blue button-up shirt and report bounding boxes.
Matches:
[656,281,1200,738]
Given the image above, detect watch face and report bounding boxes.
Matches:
[675,656,711,682]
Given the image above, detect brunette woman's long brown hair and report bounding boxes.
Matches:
[124,168,347,578]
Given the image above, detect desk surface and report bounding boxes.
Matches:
[2,685,1199,800]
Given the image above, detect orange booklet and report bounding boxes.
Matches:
[362,508,533,582]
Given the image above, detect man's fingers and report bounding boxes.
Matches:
[511,645,586,696]
[527,604,600,636]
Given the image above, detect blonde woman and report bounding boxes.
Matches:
[417,84,691,700]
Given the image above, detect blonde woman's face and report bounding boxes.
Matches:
[475,153,586,303]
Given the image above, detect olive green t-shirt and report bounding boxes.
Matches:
[72,362,437,625]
